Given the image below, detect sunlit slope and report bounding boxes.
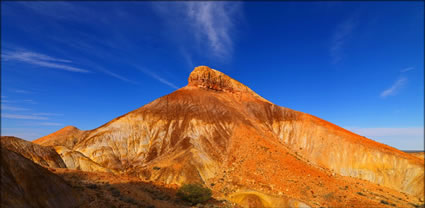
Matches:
[35,66,424,206]
[1,136,66,168]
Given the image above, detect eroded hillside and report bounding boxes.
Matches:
[31,66,424,207]
[0,147,81,208]
[1,136,66,168]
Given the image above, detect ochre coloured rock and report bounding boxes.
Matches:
[0,147,81,208]
[268,112,424,198]
[407,151,425,160]
[53,146,112,173]
[188,65,269,102]
[229,191,310,208]
[35,66,424,207]
[34,125,85,149]
[1,136,66,168]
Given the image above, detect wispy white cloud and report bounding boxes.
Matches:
[330,17,357,64]
[99,68,138,84]
[13,89,32,94]
[2,113,48,120]
[38,122,63,126]
[16,1,99,24]
[401,66,415,73]
[1,104,29,111]
[0,128,44,140]
[32,112,63,116]
[185,2,239,58]
[23,99,37,104]
[135,66,179,89]
[380,77,407,98]
[1,99,37,104]
[154,2,242,60]
[77,58,139,84]
[20,122,63,126]
[3,50,90,73]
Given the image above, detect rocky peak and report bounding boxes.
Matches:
[188,66,268,101]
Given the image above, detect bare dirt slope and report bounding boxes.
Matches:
[34,66,424,207]
[54,168,237,208]
[0,143,235,208]
[1,136,66,168]
[34,125,86,149]
[405,151,425,160]
[0,147,81,208]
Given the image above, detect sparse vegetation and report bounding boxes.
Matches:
[324,192,334,199]
[378,200,396,207]
[87,184,98,189]
[109,187,121,197]
[357,192,366,196]
[120,196,138,205]
[410,203,425,208]
[381,200,389,205]
[177,183,212,205]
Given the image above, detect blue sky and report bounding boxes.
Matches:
[1,1,423,150]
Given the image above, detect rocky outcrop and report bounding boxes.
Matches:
[0,147,81,208]
[1,136,66,168]
[53,146,112,173]
[188,66,270,102]
[35,66,424,207]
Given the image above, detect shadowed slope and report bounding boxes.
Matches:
[0,147,81,208]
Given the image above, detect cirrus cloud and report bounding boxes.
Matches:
[153,2,242,61]
[330,16,357,64]
[380,77,407,98]
[3,49,90,73]
[2,113,48,120]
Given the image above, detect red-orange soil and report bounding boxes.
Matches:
[3,65,420,208]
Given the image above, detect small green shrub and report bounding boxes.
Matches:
[176,183,212,205]
[324,192,334,199]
